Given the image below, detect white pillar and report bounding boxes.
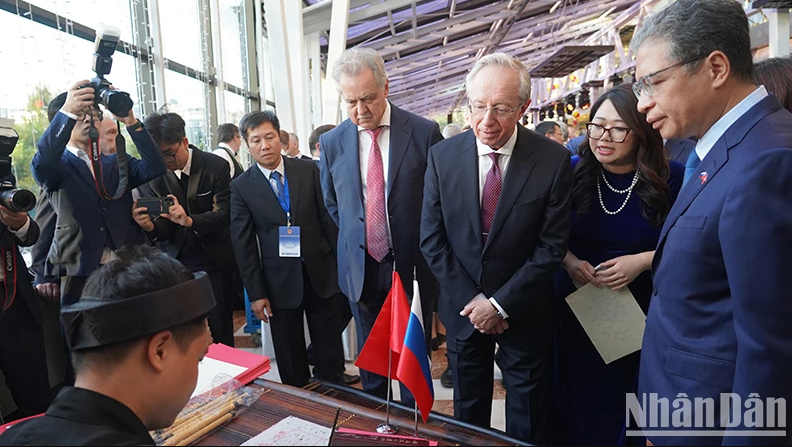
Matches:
[322,0,351,125]
[263,0,296,132]
[209,0,226,124]
[769,9,790,58]
[284,0,311,152]
[307,33,323,129]
[147,0,167,108]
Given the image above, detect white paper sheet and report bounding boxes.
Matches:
[241,416,331,446]
[191,357,247,398]
[565,282,646,364]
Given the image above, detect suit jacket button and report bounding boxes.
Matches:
[359,245,365,250]
[483,258,488,264]
[102,207,107,212]
[359,217,364,222]
[99,227,105,232]
[653,287,658,296]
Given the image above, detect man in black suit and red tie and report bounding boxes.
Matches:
[420,53,572,444]
[230,111,347,388]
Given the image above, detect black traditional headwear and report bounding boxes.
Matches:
[61,272,216,350]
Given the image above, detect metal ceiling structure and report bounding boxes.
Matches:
[301,0,646,118]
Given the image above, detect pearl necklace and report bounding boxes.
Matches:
[597,168,640,215]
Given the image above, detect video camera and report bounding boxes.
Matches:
[0,119,36,213]
[82,24,133,118]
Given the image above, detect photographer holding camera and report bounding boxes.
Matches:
[132,112,236,347]
[33,78,165,313]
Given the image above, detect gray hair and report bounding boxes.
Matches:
[465,53,532,103]
[332,47,388,91]
[631,0,754,82]
[442,123,463,138]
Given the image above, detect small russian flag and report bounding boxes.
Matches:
[396,283,435,422]
[700,172,708,184]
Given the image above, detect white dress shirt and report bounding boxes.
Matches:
[695,86,768,161]
[174,147,194,179]
[212,142,238,177]
[469,125,520,320]
[358,101,393,249]
[65,145,116,264]
[257,156,285,197]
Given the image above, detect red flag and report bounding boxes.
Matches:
[355,272,410,378]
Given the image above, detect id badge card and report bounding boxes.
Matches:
[279,226,301,258]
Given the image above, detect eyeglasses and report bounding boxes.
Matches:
[76,107,103,122]
[586,123,631,143]
[632,55,707,99]
[162,140,183,161]
[467,103,522,118]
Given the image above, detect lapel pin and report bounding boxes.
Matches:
[700,172,708,184]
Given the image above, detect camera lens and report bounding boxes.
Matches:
[100,89,133,118]
[0,189,35,213]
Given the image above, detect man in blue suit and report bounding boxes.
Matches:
[319,48,443,400]
[632,1,792,444]
[33,80,166,309]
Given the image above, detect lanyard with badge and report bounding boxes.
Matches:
[273,173,300,258]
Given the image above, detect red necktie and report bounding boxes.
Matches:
[365,127,389,262]
[481,152,501,240]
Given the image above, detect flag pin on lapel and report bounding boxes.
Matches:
[700,172,708,184]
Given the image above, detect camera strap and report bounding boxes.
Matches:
[1,245,17,311]
[88,119,129,201]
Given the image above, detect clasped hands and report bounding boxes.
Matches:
[133,195,193,232]
[461,298,508,335]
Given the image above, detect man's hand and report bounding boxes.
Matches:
[251,298,273,323]
[161,195,193,228]
[0,206,29,231]
[460,299,503,334]
[62,80,95,116]
[107,84,138,126]
[132,200,155,232]
[35,283,60,302]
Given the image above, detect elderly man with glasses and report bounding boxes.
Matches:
[420,53,572,444]
[631,0,792,445]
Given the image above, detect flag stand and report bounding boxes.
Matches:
[376,348,399,434]
[414,402,419,437]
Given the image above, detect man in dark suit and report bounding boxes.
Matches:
[0,194,52,418]
[133,112,236,347]
[32,81,166,308]
[231,111,346,388]
[285,132,312,160]
[319,47,443,400]
[420,53,572,444]
[632,1,792,445]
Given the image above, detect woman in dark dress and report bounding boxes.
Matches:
[554,84,684,446]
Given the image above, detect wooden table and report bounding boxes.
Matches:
[195,379,529,446]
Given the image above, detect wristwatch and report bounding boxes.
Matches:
[126,120,144,132]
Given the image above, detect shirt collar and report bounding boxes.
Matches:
[46,387,153,444]
[257,155,285,179]
[695,86,768,161]
[176,147,194,178]
[476,125,519,157]
[218,142,236,154]
[66,145,89,160]
[357,101,392,133]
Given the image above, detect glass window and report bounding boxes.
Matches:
[164,71,208,150]
[219,0,246,88]
[224,90,247,128]
[159,0,203,70]
[26,0,134,43]
[261,33,275,104]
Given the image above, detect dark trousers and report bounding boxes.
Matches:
[206,270,235,347]
[0,294,51,418]
[351,253,421,404]
[269,264,346,388]
[60,275,88,386]
[447,329,554,444]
